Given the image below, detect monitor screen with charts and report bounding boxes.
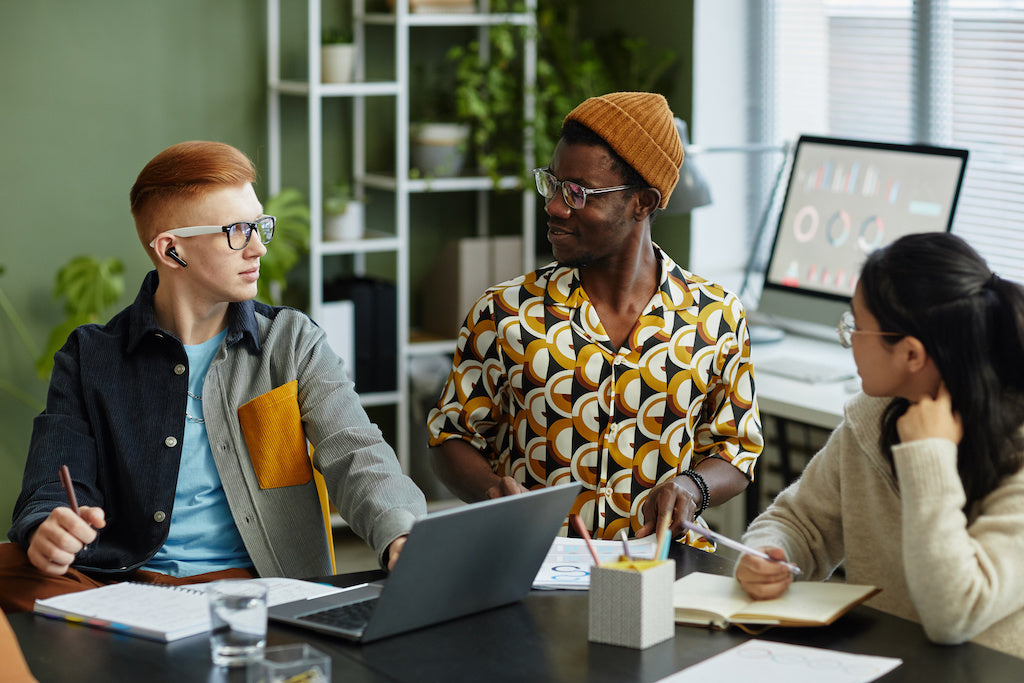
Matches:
[757,135,968,332]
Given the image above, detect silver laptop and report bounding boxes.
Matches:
[269,482,582,643]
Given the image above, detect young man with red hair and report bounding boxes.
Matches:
[1,141,425,612]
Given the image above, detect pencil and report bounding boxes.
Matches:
[570,514,601,565]
[59,464,79,515]
[618,528,632,560]
[655,513,671,561]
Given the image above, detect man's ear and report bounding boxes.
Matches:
[151,234,186,269]
[634,187,662,221]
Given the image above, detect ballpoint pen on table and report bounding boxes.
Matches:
[681,520,802,575]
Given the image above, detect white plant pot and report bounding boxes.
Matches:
[324,201,364,241]
[321,44,357,83]
[410,122,470,177]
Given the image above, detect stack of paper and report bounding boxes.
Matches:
[532,536,658,590]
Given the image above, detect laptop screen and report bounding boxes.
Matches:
[757,135,968,331]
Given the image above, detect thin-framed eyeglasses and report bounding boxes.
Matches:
[836,310,904,349]
[148,216,276,251]
[533,168,639,210]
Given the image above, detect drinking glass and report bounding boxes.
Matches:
[207,580,268,667]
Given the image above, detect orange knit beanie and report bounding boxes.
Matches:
[564,92,683,208]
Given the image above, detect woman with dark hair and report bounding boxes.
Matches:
[735,232,1024,657]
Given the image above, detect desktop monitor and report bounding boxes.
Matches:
[757,135,968,333]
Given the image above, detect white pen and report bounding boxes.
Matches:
[682,520,802,576]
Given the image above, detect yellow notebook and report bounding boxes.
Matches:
[673,572,879,630]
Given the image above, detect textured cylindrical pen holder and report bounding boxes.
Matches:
[588,559,675,649]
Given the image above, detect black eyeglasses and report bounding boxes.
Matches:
[533,168,638,210]
[148,216,276,251]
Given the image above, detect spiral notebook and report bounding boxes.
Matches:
[33,578,343,643]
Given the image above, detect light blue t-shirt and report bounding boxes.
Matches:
[143,329,252,576]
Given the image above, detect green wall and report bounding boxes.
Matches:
[0,1,266,527]
[0,1,693,531]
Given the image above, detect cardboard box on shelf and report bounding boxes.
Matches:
[420,236,523,339]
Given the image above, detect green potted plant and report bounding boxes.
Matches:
[323,180,365,241]
[321,26,356,84]
[410,63,470,178]
[259,187,311,306]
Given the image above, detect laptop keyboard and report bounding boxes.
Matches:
[298,597,379,631]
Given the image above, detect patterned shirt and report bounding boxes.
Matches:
[427,245,763,545]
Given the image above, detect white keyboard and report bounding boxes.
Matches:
[756,355,856,384]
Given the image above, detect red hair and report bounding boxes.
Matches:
[130,140,257,243]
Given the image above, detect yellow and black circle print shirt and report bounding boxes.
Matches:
[427,245,763,546]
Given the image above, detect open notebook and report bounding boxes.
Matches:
[33,577,341,643]
[673,572,878,631]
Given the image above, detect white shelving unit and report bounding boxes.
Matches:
[266,0,536,480]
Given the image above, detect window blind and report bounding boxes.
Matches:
[771,0,1024,283]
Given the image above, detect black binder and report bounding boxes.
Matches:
[323,277,397,393]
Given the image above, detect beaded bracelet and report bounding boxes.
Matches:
[680,469,710,518]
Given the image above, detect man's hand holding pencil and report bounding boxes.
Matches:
[25,466,106,577]
[635,475,703,542]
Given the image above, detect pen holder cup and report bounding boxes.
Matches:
[588,559,675,649]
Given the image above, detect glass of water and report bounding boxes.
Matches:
[207,580,268,667]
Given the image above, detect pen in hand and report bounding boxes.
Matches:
[59,464,79,515]
[59,464,93,553]
[681,520,802,576]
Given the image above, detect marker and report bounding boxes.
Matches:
[59,464,79,515]
[570,514,601,565]
[682,520,802,575]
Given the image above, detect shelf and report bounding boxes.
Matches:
[270,79,401,97]
[362,11,533,28]
[319,231,402,255]
[363,172,523,193]
[359,390,402,408]
[407,338,458,357]
[268,0,536,482]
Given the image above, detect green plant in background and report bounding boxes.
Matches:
[449,18,525,183]
[322,26,353,44]
[323,181,353,217]
[447,0,678,183]
[0,265,44,411]
[36,256,125,379]
[412,62,459,124]
[259,187,311,306]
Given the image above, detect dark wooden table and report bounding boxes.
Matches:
[11,545,1024,682]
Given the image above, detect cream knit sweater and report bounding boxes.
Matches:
[743,392,1024,658]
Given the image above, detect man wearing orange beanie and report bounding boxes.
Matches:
[427,92,763,548]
